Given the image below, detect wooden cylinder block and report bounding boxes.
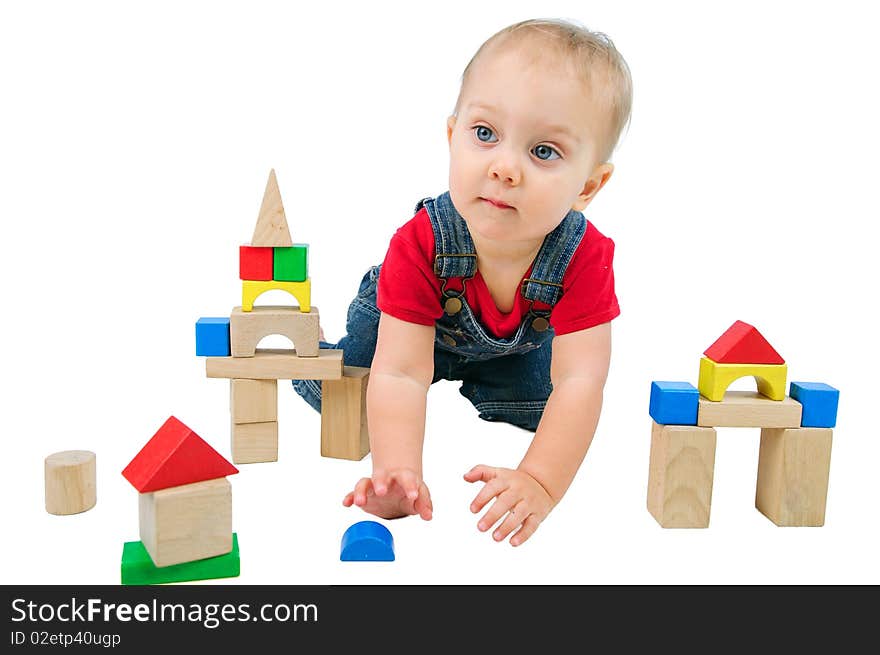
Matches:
[45,450,97,515]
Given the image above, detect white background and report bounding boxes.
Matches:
[2,0,878,585]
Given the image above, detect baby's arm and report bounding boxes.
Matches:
[466,322,611,544]
[343,312,436,520]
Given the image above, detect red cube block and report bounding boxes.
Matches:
[239,245,273,281]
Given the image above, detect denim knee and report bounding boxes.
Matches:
[292,378,323,413]
[464,394,547,432]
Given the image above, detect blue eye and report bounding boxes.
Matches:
[533,144,560,161]
[474,125,497,142]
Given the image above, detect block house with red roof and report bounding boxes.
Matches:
[122,416,239,568]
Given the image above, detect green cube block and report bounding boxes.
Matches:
[121,533,240,585]
[273,244,309,282]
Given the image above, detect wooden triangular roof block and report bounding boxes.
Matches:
[703,320,785,364]
[122,416,239,493]
[251,168,292,247]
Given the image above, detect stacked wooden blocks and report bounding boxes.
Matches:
[647,320,839,528]
[195,169,370,463]
[120,416,241,584]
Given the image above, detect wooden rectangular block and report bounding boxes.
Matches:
[139,478,232,567]
[755,427,833,526]
[230,379,277,424]
[230,305,320,357]
[697,391,802,428]
[231,421,278,464]
[647,421,717,528]
[206,348,343,380]
[321,366,370,461]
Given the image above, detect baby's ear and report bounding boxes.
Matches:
[573,163,614,211]
[447,115,457,146]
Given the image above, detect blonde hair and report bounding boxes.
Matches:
[454,18,633,162]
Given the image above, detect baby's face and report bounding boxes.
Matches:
[448,44,611,249]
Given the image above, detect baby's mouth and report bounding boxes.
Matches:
[481,197,514,210]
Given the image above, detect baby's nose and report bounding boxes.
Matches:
[488,157,521,185]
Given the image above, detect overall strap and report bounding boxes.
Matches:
[417,192,477,279]
[521,209,587,307]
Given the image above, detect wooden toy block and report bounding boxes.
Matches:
[122,533,240,585]
[274,244,309,282]
[698,356,787,401]
[648,381,698,426]
[239,245,273,281]
[703,320,785,364]
[321,366,371,461]
[122,416,238,493]
[341,521,395,561]
[230,305,320,357]
[44,450,96,515]
[789,382,840,428]
[241,279,311,312]
[139,478,233,567]
[697,391,802,428]
[251,169,292,247]
[195,317,231,357]
[755,427,833,526]
[230,379,277,424]
[206,347,343,380]
[231,421,278,464]
[647,421,717,528]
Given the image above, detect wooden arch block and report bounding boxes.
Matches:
[241,279,311,312]
[697,357,787,401]
[230,305,320,357]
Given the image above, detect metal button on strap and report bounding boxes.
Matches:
[531,316,550,332]
[441,334,457,347]
[444,297,462,315]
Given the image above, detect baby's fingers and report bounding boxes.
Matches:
[477,492,516,533]
[413,481,433,520]
[510,514,541,547]
[389,469,421,501]
[463,464,496,484]
[469,476,507,514]
[352,477,375,507]
[492,501,528,542]
[372,471,391,496]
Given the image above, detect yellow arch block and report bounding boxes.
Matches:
[698,357,787,401]
[242,279,311,312]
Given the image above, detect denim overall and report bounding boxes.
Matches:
[292,191,587,431]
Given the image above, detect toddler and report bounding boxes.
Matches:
[294,18,632,546]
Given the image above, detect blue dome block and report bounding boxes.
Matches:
[649,381,699,426]
[340,521,395,561]
[790,381,839,428]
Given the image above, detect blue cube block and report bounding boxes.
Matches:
[340,521,395,561]
[790,382,839,428]
[649,381,699,425]
[195,317,230,356]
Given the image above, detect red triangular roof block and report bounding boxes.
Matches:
[122,416,238,493]
[703,320,785,364]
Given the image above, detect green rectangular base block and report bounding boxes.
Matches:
[121,533,240,585]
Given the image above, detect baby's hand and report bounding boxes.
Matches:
[342,468,433,521]
[464,465,555,546]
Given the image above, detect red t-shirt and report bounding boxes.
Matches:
[376,207,620,339]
